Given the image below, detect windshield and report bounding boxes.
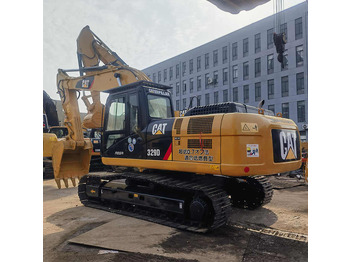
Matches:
[148,94,172,119]
[49,128,68,138]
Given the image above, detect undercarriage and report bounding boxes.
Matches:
[78,171,273,232]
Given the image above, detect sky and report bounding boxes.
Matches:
[44,0,305,108]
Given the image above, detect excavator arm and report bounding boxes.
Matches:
[53,26,151,188]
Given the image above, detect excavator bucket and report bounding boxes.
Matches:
[52,139,92,189]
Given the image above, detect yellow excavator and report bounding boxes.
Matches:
[50,25,302,232]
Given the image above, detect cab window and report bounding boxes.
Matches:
[148,94,172,119]
[106,97,125,131]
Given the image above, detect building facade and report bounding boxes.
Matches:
[143,2,308,140]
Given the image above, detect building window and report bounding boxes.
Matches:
[223,68,228,85]
[182,80,187,95]
[243,85,249,103]
[169,67,173,80]
[281,50,288,70]
[205,73,210,89]
[243,62,249,80]
[268,104,275,114]
[158,71,161,83]
[197,56,201,72]
[213,71,218,87]
[267,54,274,74]
[297,100,306,122]
[176,82,180,96]
[189,96,195,108]
[268,79,274,99]
[296,45,304,67]
[267,28,274,49]
[213,50,218,67]
[296,72,305,95]
[176,64,179,78]
[182,61,186,76]
[183,98,186,110]
[214,91,219,104]
[189,78,194,93]
[222,46,228,64]
[189,59,193,74]
[281,76,289,97]
[163,69,167,82]
[232,65,238,83]
[152,73,156,82]
[282,102,289,118]
[205,93,210,105]
[176,100,179,111]
[205,53,209,69]
[255,58,261,77]
[233,87,238,102]
[255,33,261,53]
[197,76,202,91]
[280,23,288,41]
[232,42,238,61]
[255,82,261,102]
[223,89,228,102]
[197,95,201,106]
[243,38,249,57]
[295,17,303,40]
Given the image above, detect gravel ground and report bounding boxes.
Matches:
[43,173,307,261]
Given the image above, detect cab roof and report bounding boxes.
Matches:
[103,80,172,94]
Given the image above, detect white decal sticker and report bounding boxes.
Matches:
[82,79,90,88]
[115,151,124,156]
[128,143,134,152]
[152,123,168,135]
[279,131,297,160]
[247,144,259,157]
[241,123,259,132]
[147,149,161,156]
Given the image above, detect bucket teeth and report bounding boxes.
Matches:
[71,177,77,187]
[63,178,69,188]
[55,179,62,189]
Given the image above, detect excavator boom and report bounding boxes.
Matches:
[76,26,150,129]
[53,26,151,188]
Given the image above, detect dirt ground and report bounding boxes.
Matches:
[43,173,308,262]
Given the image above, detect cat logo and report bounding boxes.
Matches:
[280,131,297,160]
[82,79,90,88]
[152,123,167,135]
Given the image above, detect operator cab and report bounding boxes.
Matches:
[102,81,174,160]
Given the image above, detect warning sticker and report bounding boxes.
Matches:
[241,123,259,132]
[247,144,259,157]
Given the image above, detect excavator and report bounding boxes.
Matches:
[51,25,302,232]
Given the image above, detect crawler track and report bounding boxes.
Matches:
[78,172,232,233]
[227,176,273,209]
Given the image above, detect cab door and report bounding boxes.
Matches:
[103,95,127,157]
[102,92,145,159]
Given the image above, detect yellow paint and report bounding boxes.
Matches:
[210,165,220,171]
[286,148,296,160]
[155,130,163,135]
